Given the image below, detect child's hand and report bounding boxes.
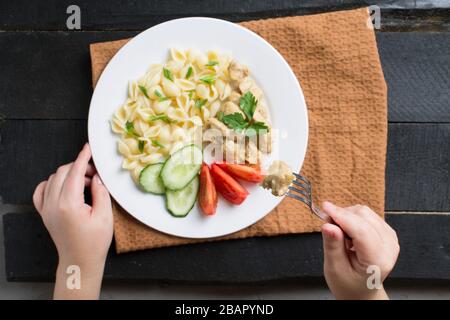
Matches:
[321,202,399,300]
[32,143,113,299]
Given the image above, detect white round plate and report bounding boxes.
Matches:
[88,17,308,239]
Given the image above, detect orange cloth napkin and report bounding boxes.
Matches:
[90,7,387,253]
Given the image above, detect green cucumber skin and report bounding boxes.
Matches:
[165,176,200,218]
[139,163,166,195]
[160,144,203,191]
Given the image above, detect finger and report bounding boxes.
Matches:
[321,223,352,271]
[91,174,112,216]
[346,205,394,241]
[323,201,381,254]
[61,144,92,200]
[47,163,73,200]
[43,174,55,202]
[322,201,368,239]
[346,205,385,230]
[32,181,47,214]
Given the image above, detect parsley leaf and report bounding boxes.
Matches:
[185,66,193,79]
[138,85,150,99]
[151,140,165,148]
[195,99,208,109]
[246,121,269,137]
[163,68,174,81]
[221,113,248,132]
[239,92,258,121]
[138,140,145,152]
[125,121,139,137]
[205,61,219,67]
[188,90,195,99]
[154,90,169,101]
[148,114,170,123]
[218,92,269,136]
[200,74,216,85]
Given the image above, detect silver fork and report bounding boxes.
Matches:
[286,173,352,241]
[286,173,331,222]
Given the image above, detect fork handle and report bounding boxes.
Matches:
[313,204,352,241]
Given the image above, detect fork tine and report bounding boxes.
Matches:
[286,192,311,206]
[288,186,309,197]
[292,172,310,185]
[292,179,310,190]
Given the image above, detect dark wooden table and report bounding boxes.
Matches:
[1,0,450,283]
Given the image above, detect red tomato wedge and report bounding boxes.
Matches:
[198,163,218,215]
[215,162,264,183]
[210,164,249,205]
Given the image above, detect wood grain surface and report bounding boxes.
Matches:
[1,1,449,282]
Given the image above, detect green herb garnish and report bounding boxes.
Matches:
[163,67,174,81]
[239,92,258,121]
[138,140,145,152]
[221,113,249,132]
[185,66,193,79]
[148,114,170,123]
[138,85,150,99]
[154,90,169,102]
[245,122,269,137]
[195,99,208,109]
[125,121,139,137]
[188,90,195,99]
[199,74,216,85]
[151,140,165,148]
[219,92,269,136]
[205,61,219,67]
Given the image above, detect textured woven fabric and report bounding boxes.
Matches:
[90,7,387,253]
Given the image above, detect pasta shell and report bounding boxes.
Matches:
[167,106,188,122]
[208,100,221,118]
[128,81,140,100]
[152,99,171,114]
[148,85,164,100]
[174,78,196,91]
[162,78,181,97]
[170,48,187,64]
[196,84,209,99]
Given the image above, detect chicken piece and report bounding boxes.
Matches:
[253,100,270,123]
[238,77,263,101]
[250,101,272,154]
[207,118,228,135]
[228,91,241,105]
[221,101,243,116]
[229,60,249,81]
[261,161,294,196]
[223,139,246,164]
[245,140,262,164]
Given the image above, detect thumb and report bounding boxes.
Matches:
[321,223,351,270]
[91,174,112,215]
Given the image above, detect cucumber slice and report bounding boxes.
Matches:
[139,163,166,195]
[166,176,200,217]
[160,144,203,190]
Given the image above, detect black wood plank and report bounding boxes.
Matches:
[1,32,449,122]
[1,121,449,212]
[385,124,450,212]
[2,1,447,31]
[0,120,87,204]
[0,31,136,120]
[4,212,450,282]
[378,33,450,122]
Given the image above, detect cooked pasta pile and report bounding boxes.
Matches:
[111,48,271,182]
